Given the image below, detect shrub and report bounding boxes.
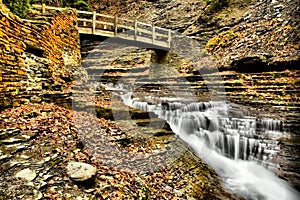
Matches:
[3,0,32,18]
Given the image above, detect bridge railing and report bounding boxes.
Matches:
[32,4,172,48]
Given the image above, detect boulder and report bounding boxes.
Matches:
[66,161,97,182]
[15,168,36,182]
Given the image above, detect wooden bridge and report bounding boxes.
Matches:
[32,4,172,49]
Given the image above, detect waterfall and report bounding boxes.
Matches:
[119,91,299,200]
[125,94,281,168]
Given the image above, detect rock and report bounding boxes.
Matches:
[0,128,20,139]
[33,190,43,200]
[15,168,36,182]
[66,161,97,182]
[30,95,42,103]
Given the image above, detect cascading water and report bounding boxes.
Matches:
[117,91,299,200]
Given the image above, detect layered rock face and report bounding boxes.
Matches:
[204,0,299,70]
[0,3,80,110]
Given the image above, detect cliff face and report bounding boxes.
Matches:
[0,3,80,110]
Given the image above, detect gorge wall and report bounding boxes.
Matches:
[0,3,80,110]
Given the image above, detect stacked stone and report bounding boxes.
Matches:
[0,3,80,110]
[40,9,80,70]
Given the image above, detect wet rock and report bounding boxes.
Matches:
[66,161,97,182]
[16,168,37,182]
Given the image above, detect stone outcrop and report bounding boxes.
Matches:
[0,3,80,110]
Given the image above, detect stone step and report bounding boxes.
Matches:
[272,106,300,112]
[0,128,21,140]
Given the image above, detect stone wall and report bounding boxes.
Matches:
[0,3,80,109]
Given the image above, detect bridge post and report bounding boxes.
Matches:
[168,30,171,48]
[42,3,46,14]
[92,11,96,34]
[150,50,173,79]
[114,15,118,36]
[152,24,155,44]
[134,20,137,40]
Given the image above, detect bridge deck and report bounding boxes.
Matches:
[32,4,172,49]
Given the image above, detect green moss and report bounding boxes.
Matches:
[205,30,238,51]
[233,79,244,86]
[214,14,223,21]
[20,111,37,118]
[3,99,11,107]
[15,88,20,95]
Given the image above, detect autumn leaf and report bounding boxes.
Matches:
[116,190,124,198]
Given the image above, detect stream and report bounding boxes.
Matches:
[108,84,299,200]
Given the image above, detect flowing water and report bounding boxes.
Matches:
[114,88,299,200]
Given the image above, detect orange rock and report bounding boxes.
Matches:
[102,191,109,198]
[14,47,23,54]
[17,70,26,75]
[4,43,10,51]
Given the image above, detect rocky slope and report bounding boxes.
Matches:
[205,0,299,71]
[0,103,240,199]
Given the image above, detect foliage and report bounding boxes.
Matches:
[20,111,38,118]
[61,0,90,10]
[205,30,238,50]
[33,0,90,10]
[2,0,32,18]
[2,0,90,18]
[203,0,230,13]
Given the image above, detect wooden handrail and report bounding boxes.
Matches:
[32,4,66,11]
[136,21,151,27]
[77,18,92,22]
[76,10,93,15]
[96,13,115,19]
[31,4,172,48]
